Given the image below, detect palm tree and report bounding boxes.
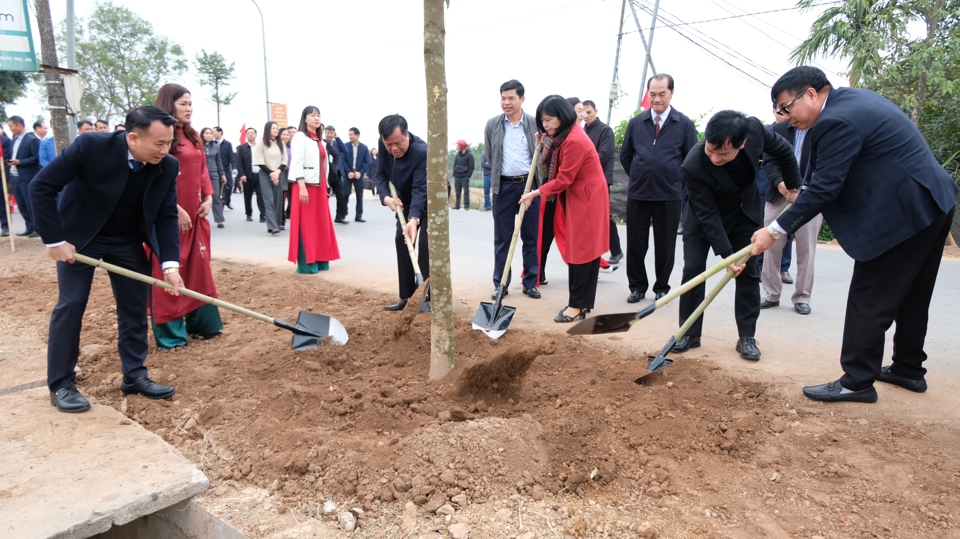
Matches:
[790,0,902,87]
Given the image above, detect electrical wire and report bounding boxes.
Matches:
[623,1,836,32]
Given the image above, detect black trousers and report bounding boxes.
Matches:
[568,257,601,309]
[222,173,234,206]
[453,176,470,208]
[395,216,430,300]
[345,176,364,219]
[678,212,760,339]
[329,172,349,220]
[47,238,151,391]
[493,180,540,289]
[608,186,623,256]
[243,175,264,219]
[839,207,954,391]
[626,199,681,295]
[539,198,557,279]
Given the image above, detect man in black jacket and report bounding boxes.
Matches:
[237,127,265,222]
[325,126,350,224]
[6,116,42,237]
[30,106,183,413]
[619,74,698,303]
[583,100,622,264]
[674,110,800,361]
[213,127,236,209]
[452,140,474,210]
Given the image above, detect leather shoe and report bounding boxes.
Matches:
[27,231,40,238]
[50,385,91,413]
[794,303,811,315]
[607,252,623,265]
[759,298,779,309]
[736,337,761,361]
[672,335,701,353]
[1,228,8,237]
[121,377,176,400]
[246,216,253,221]
[334,218,349,225]
[15,230,33,237]
[384,298,408,311]
[627,290,644,303]
[802,380,878,403]
[491,288,508,300]
[781,271,794,284]
[522,287,541,299]
[539,277,548,285]
[355,217,366,222]
[877,365,927,393]
[655,291,667,300]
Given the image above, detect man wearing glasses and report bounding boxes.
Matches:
[752,66,958,403]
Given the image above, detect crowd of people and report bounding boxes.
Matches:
[9,64,957,413]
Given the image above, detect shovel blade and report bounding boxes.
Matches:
[567,312,638,335]
[472,301,516,340]
[633,355,675,383]
[290,311,349,350]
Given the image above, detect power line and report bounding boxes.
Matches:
[623,2,835,33]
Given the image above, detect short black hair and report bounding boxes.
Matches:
[535,95,577,136]
[771,66,831,105]
[324,125,336,132]
[500,79,524,97]
[647,73,675,91]
[378,114,408,139]
[582,100,597,109]
[78,120,94,129]
[349,127,359,136]
[245,127,257,134]
[95,119,109,127]
[32,121,44,130]
[704,110,750,148]
[124,105,178,133]
[114,124,124,130]
[214,126,223,134]
[7,116,24,126]
[565,96,581,107]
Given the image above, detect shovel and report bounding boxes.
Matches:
[472,142,543,339]
[72,253,348,350]
[638,252,750,380]
[387,182,430,315]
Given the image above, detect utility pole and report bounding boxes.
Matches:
[34,0,71,154]
[65,0,78,141]
[607,0,627,125]
[250,0,270,121]
[631,0,661,110]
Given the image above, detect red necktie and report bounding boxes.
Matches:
[655,115,661,138]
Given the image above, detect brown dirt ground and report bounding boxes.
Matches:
[2,240,959,539]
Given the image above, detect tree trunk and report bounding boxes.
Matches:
[910,0,943,126]
[34,0,71,154]
[423,0,455,380]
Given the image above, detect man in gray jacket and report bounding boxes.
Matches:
[483,79,541,300]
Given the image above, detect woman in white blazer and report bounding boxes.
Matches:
[287,106,340,273]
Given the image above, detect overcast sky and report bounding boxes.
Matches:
[17,0,847,146]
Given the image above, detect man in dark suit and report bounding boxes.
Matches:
[0,129,10,237]
[342,127,372,222]
[325,125,350,224]
[30,106,183,413]
[213,127,236,209]
[375,114,430,312]
[673,110,800,361]
[237,127,265,222]
[5,116,42,237]
[583,100,623,265]
[753,66,958,403]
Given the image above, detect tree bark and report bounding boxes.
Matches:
[910,0,943,126]
[34,0,71,154]
[423,0,455,380]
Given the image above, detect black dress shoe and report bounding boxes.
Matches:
[50,385,91,413]
[759,298,780,309]
[794,303,811,315]
[522,287,541,299]
[877,365,927,393]
[781,271,794,284]
[27,231,40,238]
[672,335,701,353]
[1,228,8,237]
[736,337,761,361]
[491,288,508,300]
[607,252,624,265]
[225,203,233,210]
[217,223,225,228]
[802,380,878,403]
[539,277,548,285]
[655,291,667,300]
[15,230,33,237]
[384,298,408,311]
[355,217,366,222]
[121,377,176,400]
[246,216,253,222]
[627,290,644,303]
[334,218,349,225]
[555,307,587,323]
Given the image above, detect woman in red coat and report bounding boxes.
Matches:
[520,95,609,322]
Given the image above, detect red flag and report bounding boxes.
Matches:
[640,92,651,112]
[239,123,246,145]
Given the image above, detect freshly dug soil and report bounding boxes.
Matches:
[2,240,958,539]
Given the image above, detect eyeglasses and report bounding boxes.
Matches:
[776,88,809,117]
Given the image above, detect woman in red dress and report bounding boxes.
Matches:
[520,95,609,323]
[150,84,222,348]
[287,106,340,273]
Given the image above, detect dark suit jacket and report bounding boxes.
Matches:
[29,131,181,262]
[376,132,428,222]
[342,141,371,176]
[777,87,957,261]
[326,140,340,179]
[218,139,235,178]
[237,142,254,182]
[11,132,41,183]
[584,119,615,185]
[331,137,349,177]
[681,117,800,257]
[762,122,809,205]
